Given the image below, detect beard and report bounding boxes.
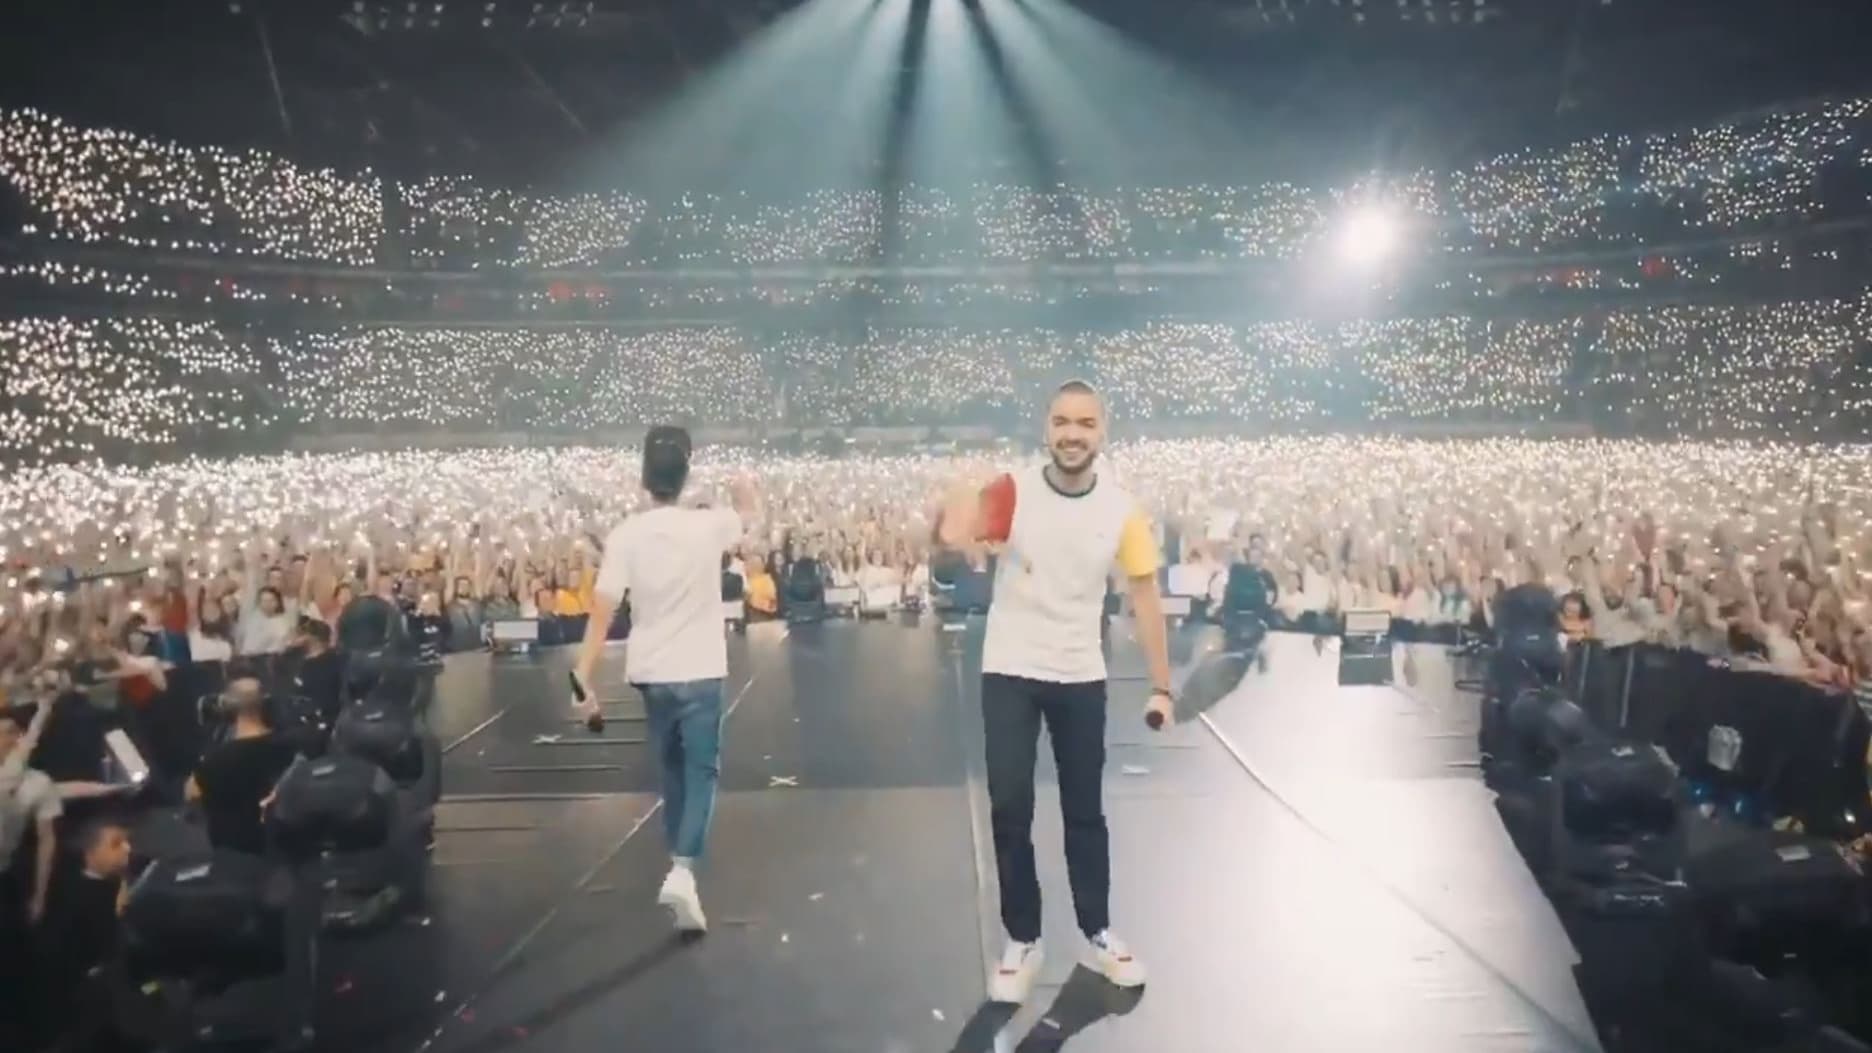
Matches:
[1049,442,1096,475]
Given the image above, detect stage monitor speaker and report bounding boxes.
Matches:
[1338,608,1393,686]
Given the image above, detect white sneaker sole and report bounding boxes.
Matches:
[988,950,1043,1005]
[658,888,707,933]
[1088,950,1145,988]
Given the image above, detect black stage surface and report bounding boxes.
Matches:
[223,620,1603,1053]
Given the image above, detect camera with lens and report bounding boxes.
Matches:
[197,684,267,741]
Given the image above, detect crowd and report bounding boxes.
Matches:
[3,437,1871,697]
[5,294,1871,464]
[3,97,1867,270]
[6,230,1863,317]
[5,434,1872,1048]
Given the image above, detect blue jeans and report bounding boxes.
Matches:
[639,679,725,862]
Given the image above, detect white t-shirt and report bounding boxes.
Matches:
[237,611,294,656]
[595,506,743,685]
[1166,560,1216,599]
[857,563,900,591]
[0,756,61,873]
[978,465,1158,684]
[189,630,235,664]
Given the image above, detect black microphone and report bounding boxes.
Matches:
[570,672,604,733]
[1144,708,1165,731]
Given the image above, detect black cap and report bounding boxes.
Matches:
[643,425,692,500]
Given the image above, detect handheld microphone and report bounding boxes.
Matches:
[1144,708,1165,731]
[570,672,604,733]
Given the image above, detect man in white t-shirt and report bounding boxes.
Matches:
[936,380,1171,1005]
[572,426,757,934]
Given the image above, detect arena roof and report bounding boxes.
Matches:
[4,0,1871,187]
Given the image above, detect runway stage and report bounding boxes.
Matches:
[311,620,1600,1053]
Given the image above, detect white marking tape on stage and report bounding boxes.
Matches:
[429,669,762,1046]
[1195,707,1600,1052]
[443,708,510,755]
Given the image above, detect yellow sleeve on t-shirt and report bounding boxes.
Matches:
[1116,509,1159,578]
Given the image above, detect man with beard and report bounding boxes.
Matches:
[936,380,1171,1005]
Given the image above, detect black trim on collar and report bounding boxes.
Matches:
[1041,464,1098,499]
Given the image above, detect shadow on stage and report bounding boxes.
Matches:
[948,966,1146,1052]
[434,933,699,1053]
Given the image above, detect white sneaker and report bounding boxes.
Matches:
[657,866,707,933]
[987,940,1043,1004]
[1087,930,1145,988]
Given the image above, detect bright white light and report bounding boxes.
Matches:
[1339,206,1399,266]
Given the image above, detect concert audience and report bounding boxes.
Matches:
[6,436,1872,690]
[0,433,1869,1049]
[3,70,1871,1053]
[4,96,1867,267]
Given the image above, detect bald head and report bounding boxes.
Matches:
[226,676,266,716]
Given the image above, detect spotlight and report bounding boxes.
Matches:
[1338,206,1399,266]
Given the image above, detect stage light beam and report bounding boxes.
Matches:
[1338,206,1399,266]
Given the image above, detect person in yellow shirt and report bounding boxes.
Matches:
[744,558,779,619]
[553,584,590,618]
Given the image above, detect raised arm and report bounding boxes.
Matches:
[935,475,1013,550]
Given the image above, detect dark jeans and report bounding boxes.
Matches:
[639,679,725,862]
[981,674,1110,943]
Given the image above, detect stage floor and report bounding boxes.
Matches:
[307,620,1602,1053]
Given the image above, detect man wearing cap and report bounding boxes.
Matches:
[573,426,758,933]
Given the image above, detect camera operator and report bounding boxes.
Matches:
[288,618,343,731]
[1217,534,1278,648]
[185,677,297,856]
[1488,550,1563,704]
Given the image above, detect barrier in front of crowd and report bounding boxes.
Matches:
[1561,640,1872,839]
[108,581,1483,793]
